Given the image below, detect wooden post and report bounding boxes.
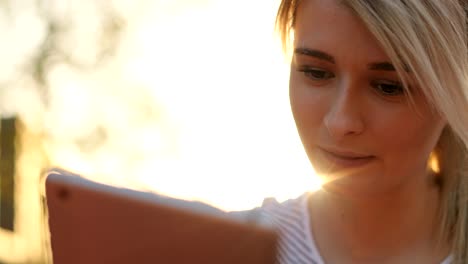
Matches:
[0,117,15,231]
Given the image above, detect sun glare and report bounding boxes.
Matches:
[46,0,321,211]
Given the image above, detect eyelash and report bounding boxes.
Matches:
[298,67,335,81]
[297,67,406,97]
[370,80,405,96]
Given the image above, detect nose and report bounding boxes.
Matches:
[324,80,365,139]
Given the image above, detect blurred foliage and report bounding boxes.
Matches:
[0,1,128,263]
[32,1,126,108]
[0,0,130,151]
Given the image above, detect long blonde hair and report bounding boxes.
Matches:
[276,0,468,263]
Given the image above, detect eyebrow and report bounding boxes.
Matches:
[367,62,396,71]
[294,47,398,72]
[294,48,335,63]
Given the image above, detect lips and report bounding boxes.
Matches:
[318,147,375,168]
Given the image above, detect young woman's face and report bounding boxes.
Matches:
[290,0,446,196]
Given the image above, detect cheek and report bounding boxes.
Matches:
[373,112,445,170]
[289,73,327,140]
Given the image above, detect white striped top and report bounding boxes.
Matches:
[255,193,453,264]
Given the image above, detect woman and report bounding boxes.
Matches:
[256,0,468,263]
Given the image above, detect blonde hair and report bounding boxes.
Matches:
[276,0,468,263]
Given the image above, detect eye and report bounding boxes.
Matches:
[371,80,405,96]
[298,67,335,81]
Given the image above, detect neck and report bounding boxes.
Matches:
[310,174,447,263]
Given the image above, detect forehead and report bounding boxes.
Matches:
[294,0,388,62]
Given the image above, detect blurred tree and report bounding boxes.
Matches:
[0,1,128,262]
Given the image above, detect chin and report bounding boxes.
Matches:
[313,164,383,198]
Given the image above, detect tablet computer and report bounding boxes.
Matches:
[45,169,277,264]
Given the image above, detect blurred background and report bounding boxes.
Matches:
[0,0,320,263]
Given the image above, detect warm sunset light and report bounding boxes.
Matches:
[429,152,441,174]
[0,1,320,262]
[1,1,461,263]
[40,0,321,211]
